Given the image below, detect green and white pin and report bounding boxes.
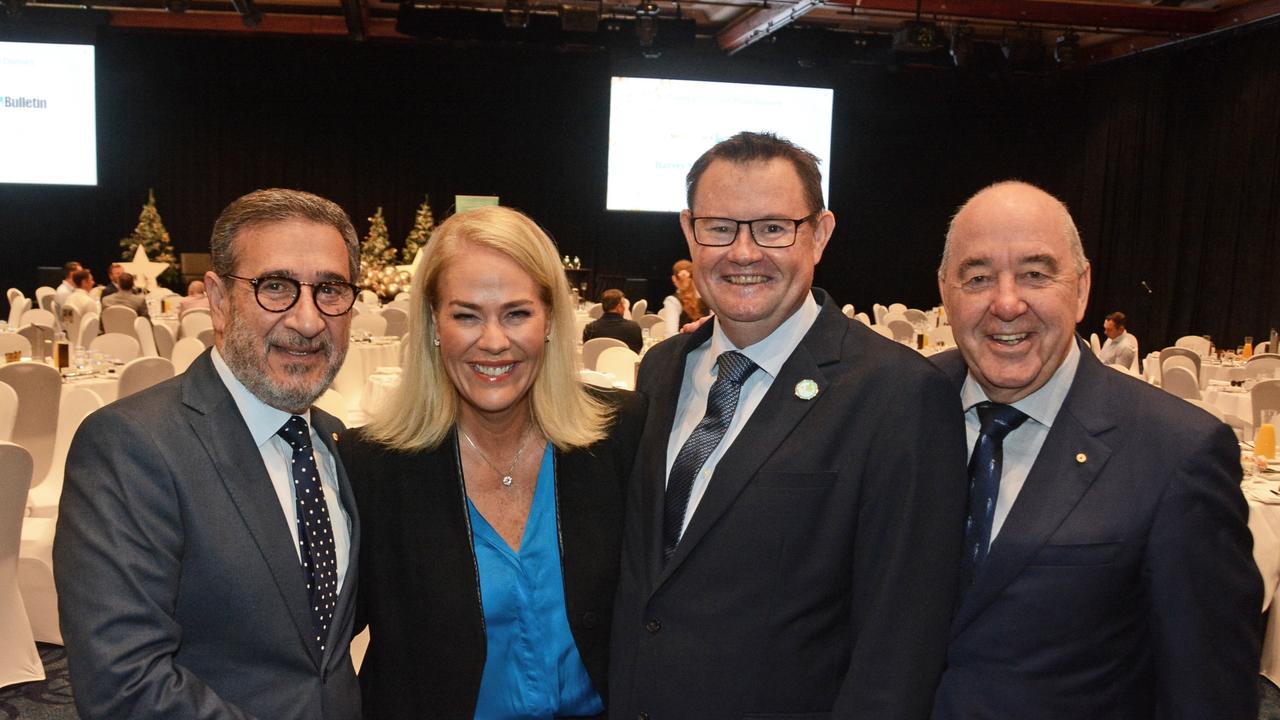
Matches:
[794,379,819,400]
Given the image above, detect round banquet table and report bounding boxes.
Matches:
[331,338,402,417]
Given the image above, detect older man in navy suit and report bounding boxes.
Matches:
[931,180,1261,719]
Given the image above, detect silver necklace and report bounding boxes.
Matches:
[460,425,535,488]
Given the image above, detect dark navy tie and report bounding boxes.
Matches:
[277,415,338,652]
[961,402,1029,587]
[663,351,759,561]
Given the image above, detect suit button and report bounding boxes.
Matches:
[645,619,661,634]
[582,611,598,628]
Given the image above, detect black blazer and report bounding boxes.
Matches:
[610,290,969,720]
[930,345,1262,719]
[582,313,644,354]
[341,389,646,719]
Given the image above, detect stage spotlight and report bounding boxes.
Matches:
[230,0,263,27]
[949,24,975,68]
[635,0,659,55]
[1055,28,1080,66]
[560,3,599,33]
[1001,26,1044,70]
[502,0,530,30]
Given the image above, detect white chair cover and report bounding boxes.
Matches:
[854,312,871,326]
[180,311,213,340]
[658,306,680,337]
[596,347,640,390]
[1089,333,1103,356]
[1174,335,1212,357]
[359,289,380,306]
[582,337,627,371]
[586,303,603,320]
[21,308,56,329]
[101,305,139,339]
[871,324,895,339]
[648,323,669,342]
[1158,346,1201,386]
[902,308,928,326]
[636,315,664,331]
[27,387,102,519]
[1161,365,1201,400]
[887,302,907,315]
[872,304,888,325]
[0,362,60,483]
[0,381,16,443]
[117,357,174,400]
[90,333,141,363]
[1252,380,1280,430]
[886,319,915,344]
[0,443,44,686]
[171,337,206,374]
[1246,353,1280,380]
[630,299,648,321]
[34,287,55,314]
[841,304,855,319]
[153,322,176,360]
[381,307,409,339]
[15,325,50,362]
[78,312,99,349]
[7,296,30,327]
[351,314,388,337]
[0,334,32,358]
[19,513,59,644]
[134,317,159,357]
[196,328,214,348]
[880,311,909,328]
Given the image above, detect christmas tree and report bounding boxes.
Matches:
[120,189,180,287]
[402,194,435,265]
[360,206,397,269]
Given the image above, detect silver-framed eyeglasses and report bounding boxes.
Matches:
[222,274,358,316]
[690,213,817,248]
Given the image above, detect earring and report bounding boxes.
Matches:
[432,336,441,347]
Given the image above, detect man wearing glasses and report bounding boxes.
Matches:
[55,188,362,720]
[610,132,967,719]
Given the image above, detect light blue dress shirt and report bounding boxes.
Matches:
[467,445,603,720]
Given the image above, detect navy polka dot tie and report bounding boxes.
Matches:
[961,402,1029,588]
[277,415,337,653]
[663,350,759,561]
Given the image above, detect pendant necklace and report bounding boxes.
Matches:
[460,424,535,488]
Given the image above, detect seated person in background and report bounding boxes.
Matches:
[100,273,150,318]
[180,280,210,314]
[99,263,124,299]
[583,288,643,352]
[64,269,98,318]
[1099,311,1137,368]
[662,258,709,336]
[54,261,82,306]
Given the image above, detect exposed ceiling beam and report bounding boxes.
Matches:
[1081,0,1280,64]
[106,7,401,35]
[821,0,1217,35]
[717,0,824,53]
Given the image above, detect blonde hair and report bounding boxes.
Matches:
[363,206,614,452]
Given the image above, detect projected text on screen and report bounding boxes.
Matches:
[0,41,97,186]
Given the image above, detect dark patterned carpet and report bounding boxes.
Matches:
[3,647,1280,719]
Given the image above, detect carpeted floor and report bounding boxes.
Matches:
[3,647,1280,719]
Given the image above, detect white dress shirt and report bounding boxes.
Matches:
[64,288,98,318]
[959,340,1081,542]
[665,292,821,539]
[1099,330,1138,369]
[54,280,76,307]
[211,348,351,592]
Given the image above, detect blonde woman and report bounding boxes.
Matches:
[341,206,644,719]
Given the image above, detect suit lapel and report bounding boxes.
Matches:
[656,296,847,586]
[181,352,323,668]
[951,351,1118,635]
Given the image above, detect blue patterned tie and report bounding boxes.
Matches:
[277,415,338,652]
[961,402,1029,587]
[663,351,759,561]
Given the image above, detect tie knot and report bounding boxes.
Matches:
[715,351,758,386]
[277,415,312,450]
[975,402,1029,441]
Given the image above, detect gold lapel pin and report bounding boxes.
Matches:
[1075,452,1087,464]
[794,379,819,400]
[332,432,340,443]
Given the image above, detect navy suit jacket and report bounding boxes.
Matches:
[610,289,968,720]
[55,350,362,720]
[931,344,1262,720]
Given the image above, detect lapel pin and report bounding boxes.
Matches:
[794,379,819,400]
[332,432,340,443]
[1075,452,1087,464]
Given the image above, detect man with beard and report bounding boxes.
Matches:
[55,189,363,720]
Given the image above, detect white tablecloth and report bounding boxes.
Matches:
[331,339,401,417]
[1243,479,1280,684]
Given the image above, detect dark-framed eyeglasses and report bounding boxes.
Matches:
[689,213,818,248]
[222,274,358,317]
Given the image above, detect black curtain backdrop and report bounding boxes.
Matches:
[1,18,1277,352]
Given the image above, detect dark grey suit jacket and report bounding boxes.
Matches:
[54,349,362,720]
[931,345,1261,720]
[610,289,969,720]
